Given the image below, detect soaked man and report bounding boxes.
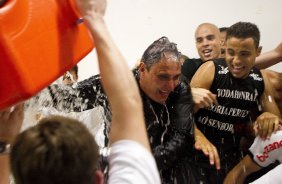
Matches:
[48,36,195,184]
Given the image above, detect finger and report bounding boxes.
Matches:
[0,108,11,119]
[194,142,201,150]
[259,120,269,139]
[267,122,274,139]
[13,103,24,115]
[202,145,209,155]
[211,94,218,105]
[213,147,221,170]
[11,103,25,121]
[194,141,203,151]
[208,147,215,165]
[201,99,211,107]
[253,121,258,135]
[264,119,272,139]
[273,118,280,133]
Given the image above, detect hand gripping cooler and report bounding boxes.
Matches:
[0,0,94,110]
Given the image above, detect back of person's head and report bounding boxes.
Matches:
[11,115,99,184]
[226,22,260,49]
[141,36,181,70]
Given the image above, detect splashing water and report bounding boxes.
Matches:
[22,80,110,150]
[161,104,170,146]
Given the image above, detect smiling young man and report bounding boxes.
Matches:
[189,22,281,184]
[182,23,222,81]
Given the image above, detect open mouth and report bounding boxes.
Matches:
[203,49,212,58]
[232,65,245,74]
[159,89,169,95]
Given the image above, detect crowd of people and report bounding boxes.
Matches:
[1,0,282,184]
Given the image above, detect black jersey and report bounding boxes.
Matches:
[195,58,264,144]
[181,58,203,81]
[192,58,264,180]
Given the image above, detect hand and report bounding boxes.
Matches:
[194,134,220,170]
[254,112,281,139]
[0,103,24,143]
[191,88,218,112]
[74,0,107,19]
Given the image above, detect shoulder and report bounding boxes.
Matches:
[181,58,204,80]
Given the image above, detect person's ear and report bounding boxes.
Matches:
[94,170,104,184]
[139,62,146,72]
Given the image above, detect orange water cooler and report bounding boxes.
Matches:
[0,0,94,110]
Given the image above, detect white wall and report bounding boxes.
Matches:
[78,0,282,81]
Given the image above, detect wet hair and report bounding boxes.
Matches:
[219,27,228,33]
[141,36,181,70]
[226,22,260,48]
[11,115,99,184]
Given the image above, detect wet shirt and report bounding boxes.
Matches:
[135,69,195,184]
[194,58,264,166]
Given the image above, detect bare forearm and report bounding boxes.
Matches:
[81,12,149,149]
[255,42,282,69]
[225,155,261,184]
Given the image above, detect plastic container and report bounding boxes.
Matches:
[0,0,94,110]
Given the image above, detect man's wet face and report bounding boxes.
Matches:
[139,53,181,104]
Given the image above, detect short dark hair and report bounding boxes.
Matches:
[11,115,99,184]
[219,27,228,33]
[226,22,260,48]
[141,36,181,70]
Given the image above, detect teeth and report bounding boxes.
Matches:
[203,49,211,53]
[160,90,169,93]
[234,66,243,69]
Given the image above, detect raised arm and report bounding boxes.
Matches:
[74,0,149,149]
[190,61,221,170]
[255,42,282,69]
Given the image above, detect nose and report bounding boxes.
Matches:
[232,55,241,65]
[166,79,177,91]
[202,38,209,47]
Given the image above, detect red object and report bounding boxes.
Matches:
[0,0,94,110]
